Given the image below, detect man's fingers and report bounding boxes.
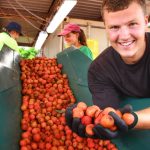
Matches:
[65,104,78,128]
[119,104,133,113]
[109,111,128,132]
[93,124,118,139]
[78,124,87,137]
[65,106,74,128]
[72,118,81,133]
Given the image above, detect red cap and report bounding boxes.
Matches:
[58,23,81,36]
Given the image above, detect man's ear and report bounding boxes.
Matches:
[145,15,149,25]
[145,15,149,31]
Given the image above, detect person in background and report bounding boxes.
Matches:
[58,23,93,60]
[0,21,22,53]
[65,0,150,140]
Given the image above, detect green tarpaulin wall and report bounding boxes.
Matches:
[112,97,150,150]
[57,47,93,106]
[57,47,150,150]
[0,45,22,150]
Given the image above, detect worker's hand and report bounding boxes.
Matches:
[109,104,138,130]
[65,104,77,130]
[93,104,132,139]
[65,103,138,139]
[93,104,138,139]
[65,103,87,138]
[110,104,133,132]
[65,103,118,139]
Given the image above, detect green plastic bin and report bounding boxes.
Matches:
[57,46,93,106]
[0,45,22,150]
[57,47,150,149]
[112,97,150,150]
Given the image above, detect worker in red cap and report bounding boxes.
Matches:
[58,23,93,60]
[0,22,22,53]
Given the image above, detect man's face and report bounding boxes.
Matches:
[103,2,148,63]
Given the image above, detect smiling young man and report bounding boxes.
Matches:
[65,1,150,145]
[88,0,150,129]
[103,0,147,64]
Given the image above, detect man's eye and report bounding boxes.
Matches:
[110,26,119,30]
[129,23,137,26]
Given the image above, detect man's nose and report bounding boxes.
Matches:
[119,26,130,39]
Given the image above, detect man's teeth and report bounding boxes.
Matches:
[120,41,132,46]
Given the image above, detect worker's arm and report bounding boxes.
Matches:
[0,32,6,51]
[134,108,150,129]
[0,32,20,53]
